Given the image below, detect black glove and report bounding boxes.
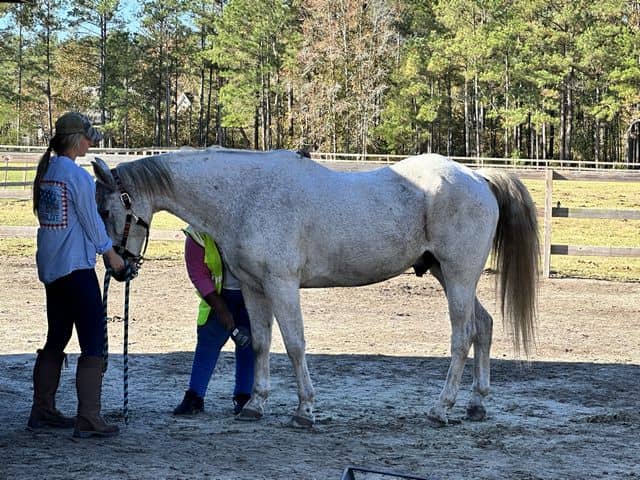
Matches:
[110,259,138,282]
[230,326,251,349]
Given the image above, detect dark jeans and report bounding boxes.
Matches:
[43,268,104,356]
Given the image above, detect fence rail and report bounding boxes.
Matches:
[540,169,640,277]
[1,148,638,278]
[312,151,640,171]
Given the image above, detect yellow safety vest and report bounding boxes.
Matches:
[183,226,223,326]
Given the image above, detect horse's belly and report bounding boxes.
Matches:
[299,258,413,288]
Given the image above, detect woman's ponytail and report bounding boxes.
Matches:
[32,144,53,214]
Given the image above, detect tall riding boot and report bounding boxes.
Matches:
[73,356,119,438]
[27,349,75,429]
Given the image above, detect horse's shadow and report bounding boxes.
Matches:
[2,352,638,426]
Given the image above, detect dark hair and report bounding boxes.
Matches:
[32,133,84,214]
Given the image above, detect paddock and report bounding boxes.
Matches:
[0,255,638,479]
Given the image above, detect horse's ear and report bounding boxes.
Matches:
[92,157,116,191]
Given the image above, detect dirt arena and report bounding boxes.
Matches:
[1,255,639,479]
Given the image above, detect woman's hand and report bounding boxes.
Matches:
[203,292,234,330]
[103,248,126,273]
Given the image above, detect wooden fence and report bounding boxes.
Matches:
[538,169,640,278]
[1,149,639,278]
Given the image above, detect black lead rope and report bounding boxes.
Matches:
[102,270,111,373]
[102,270,131,426]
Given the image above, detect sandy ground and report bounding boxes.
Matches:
[0,255,639,480]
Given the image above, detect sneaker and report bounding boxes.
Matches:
[173,390,204,415]
[233,393,251,415]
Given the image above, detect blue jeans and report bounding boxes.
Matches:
[188,289,254,398]
[43,268,104,356]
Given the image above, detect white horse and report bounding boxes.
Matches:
[93,149,539,427]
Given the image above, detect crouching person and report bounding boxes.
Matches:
[29,112,126,438]
[174,226,254,416]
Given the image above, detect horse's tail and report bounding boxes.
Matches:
[479,169,540,356]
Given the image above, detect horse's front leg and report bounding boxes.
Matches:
[236,286,273,421]
[267,278,315,428]
[467,297,493,421]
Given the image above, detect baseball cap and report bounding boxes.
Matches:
[55,112,103,143]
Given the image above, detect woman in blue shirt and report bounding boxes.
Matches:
[29,112,126,438]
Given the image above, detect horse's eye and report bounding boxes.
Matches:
[99,209,109,220]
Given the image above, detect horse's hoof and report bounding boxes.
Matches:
[465,405,487,422]
[235,408,262,422]
[288,415,314,429]
[426,414,448,428]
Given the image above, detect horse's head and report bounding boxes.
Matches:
[92,157,152,263]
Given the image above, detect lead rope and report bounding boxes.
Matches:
[123,278,130,426]
[102,270,131,426]
[102,271,111,373]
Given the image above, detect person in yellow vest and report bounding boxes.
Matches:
[173,226,254,415]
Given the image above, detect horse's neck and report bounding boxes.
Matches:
[152,157,229,235]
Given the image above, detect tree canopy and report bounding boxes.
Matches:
[0,0,638,165]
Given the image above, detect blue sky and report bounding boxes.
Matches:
[119,1,141,32]
[0,1,142,36]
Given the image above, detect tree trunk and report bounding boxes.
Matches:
[542,122,547,160]
[100,12,107,139]
[566,68,574,162]
[165,73,171,146]
[254,106,260,150]
[205,66,213,146]
[16,8,23,143]
[45,1,53,138]
[155,43,163,146]
[474,74,481,157]
[174,55,179,145]
[287,82,294,141]
[560,84,566,161]
[464,77,470,157]
[447,73,452,156]
[216,70,223,146]
[504,56,509,158]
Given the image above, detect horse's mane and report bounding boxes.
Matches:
[115,155,174,197]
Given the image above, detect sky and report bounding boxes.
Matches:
[119,1,141,33]
[0,1,142,36]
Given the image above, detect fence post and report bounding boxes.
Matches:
[3,155,8,188]
[543,169,553,278]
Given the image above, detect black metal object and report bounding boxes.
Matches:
[341,466,436,480]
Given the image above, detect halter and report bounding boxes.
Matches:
[111,168,150,265]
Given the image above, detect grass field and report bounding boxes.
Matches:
[1,178,639,281]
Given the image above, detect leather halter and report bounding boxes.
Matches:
[111,168,150,263]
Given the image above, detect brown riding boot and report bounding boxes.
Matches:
[73,356,119,438]
[27,349,75,429]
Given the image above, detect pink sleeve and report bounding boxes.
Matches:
[184,236,216,298]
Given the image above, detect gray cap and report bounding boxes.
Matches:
[55,112,103,143]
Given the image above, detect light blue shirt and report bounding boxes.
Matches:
[36,155,113,284]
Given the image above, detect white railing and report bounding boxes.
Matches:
[310,152,639,172]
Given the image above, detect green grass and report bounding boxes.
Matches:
[0,169,36,186]
[0,237,185,260]
[521,179,640,281]
[1,178,639,281]
[524,179,640,209]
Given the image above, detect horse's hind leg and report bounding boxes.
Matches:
[236,286,273,421]
[467,297,493,421]
[428,264,477,426]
